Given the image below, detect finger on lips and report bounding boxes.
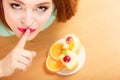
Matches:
[16,29,30,48]
[14,29,36,71]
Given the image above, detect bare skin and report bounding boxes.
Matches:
[0,29,36,77]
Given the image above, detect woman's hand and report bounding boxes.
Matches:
[0,29,36,77]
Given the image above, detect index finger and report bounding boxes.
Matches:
[16,29,30,48]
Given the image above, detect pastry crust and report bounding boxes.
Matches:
[63,34,81,54]
[60,50,79,71]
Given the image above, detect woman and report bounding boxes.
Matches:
[0,0,78,77]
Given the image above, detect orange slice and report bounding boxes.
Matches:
[46,56,63,72]
[50,42,63,60]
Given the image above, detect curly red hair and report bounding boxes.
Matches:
[0,0,78,28]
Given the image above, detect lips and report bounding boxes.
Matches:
[18,27,36,34]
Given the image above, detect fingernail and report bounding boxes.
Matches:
[22,68,27,72]
[26,29,30,33]
[32,51,36,57]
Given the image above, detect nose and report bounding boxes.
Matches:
[21,10,34,27]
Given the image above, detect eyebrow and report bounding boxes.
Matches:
[10,0,51,6]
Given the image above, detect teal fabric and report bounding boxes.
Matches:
[0,22,15,36]
[41,14,56,31]
[0,14,56,36]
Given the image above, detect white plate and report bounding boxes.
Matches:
[48,39,86,76]
[56,46,86,76]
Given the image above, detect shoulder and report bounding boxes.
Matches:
[0,22,15,36]
[41,14,56,31]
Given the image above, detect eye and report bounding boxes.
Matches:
[10,3,22,10]
[36,6,48,12]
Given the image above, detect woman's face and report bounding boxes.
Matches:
[2,0,53,40]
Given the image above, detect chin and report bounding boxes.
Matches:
[27,35,36,41]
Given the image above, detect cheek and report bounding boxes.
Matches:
[37,11,52,28]
[3,5,20,26]
[4,10,19,28]
[31,12,52,39]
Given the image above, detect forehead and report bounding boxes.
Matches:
[7,0,53,5]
